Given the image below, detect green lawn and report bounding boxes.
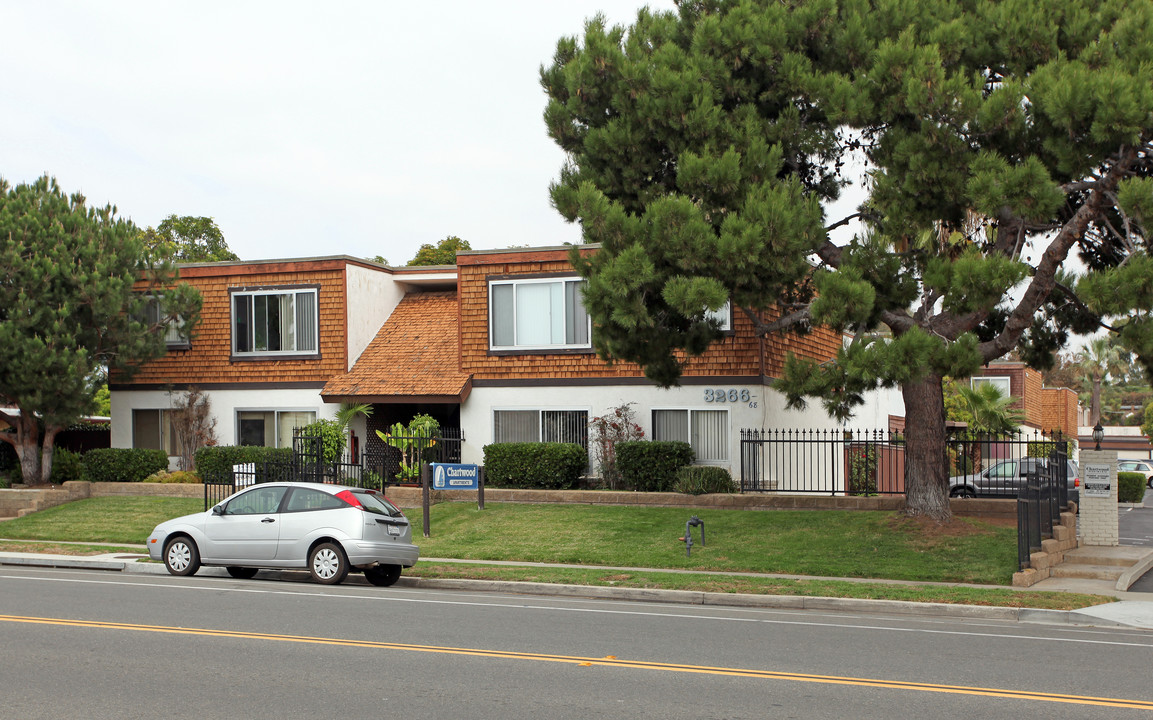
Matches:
[0,496,1114,610]
[2,496,1014,582]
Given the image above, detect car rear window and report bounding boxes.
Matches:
[353,490,404,517]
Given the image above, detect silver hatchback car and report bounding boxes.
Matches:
[147,482,419,586]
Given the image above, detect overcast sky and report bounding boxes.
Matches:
[2,0,705,264]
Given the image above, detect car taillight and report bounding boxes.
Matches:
[1074,477,1080,488]
[336,489,363,509]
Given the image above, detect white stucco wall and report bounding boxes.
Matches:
[344,264,406,370]
[457,381,904,478]
[110,387,338,449]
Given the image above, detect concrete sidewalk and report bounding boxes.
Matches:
[4,547,1153,631]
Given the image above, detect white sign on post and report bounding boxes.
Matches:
[1083,463,1112,498]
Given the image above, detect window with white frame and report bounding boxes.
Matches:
[489,277,590,350]
[237,410,316,448]
[493,409,589,447]
[652,408,729,463]
[705,301,731,331]
[133,409,178,454]
[232,288,318,356]
[971,376,1011,396]
[139,296,190,349]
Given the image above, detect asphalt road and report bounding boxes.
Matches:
[3,566,1153,719]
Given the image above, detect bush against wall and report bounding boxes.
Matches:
[49,447,86,484]
[170,387,217,471]
[482,443,586,489]
[193,446,293,482]
[83,448,169,483]
[673,465,735,495]
[1119,472,1146,504]
[301,418,347,463]
[616,441,694,492]
[588,403,644,490]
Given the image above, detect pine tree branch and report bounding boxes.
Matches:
[978,146,1140,362]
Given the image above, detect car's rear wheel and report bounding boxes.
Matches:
[1147,476,1153,490]
[949,486,975,498]
[309,542,348,585]
[226,567,259,580]
[364,564,402,587]
[163,537,200,576]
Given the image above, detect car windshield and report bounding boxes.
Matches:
[354,490,404,517]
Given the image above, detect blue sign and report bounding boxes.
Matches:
[431,463,480,490]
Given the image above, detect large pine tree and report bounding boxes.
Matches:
[542,0,1153,520]
[0,176,202,484]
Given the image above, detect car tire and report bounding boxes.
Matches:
[364,565,402,587]
[1147,476,1153,490]
[226,567,259,580]
[309,542,348,585]
[949,486,975,499]
[164,537,201,577]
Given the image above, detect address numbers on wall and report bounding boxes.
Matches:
[703,388,756,406]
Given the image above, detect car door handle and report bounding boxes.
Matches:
[261,517,276,523]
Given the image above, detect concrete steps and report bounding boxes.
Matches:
[0,487,82,518]
[1052,546,1152,582]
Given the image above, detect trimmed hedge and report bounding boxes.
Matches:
[83,448,169,483]
[616,441,695,492]
[673,465,736,495]
[482,443,587,489]
[193,446,293,482]
[1119,471,1146,504]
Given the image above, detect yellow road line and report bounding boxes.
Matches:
[3,613,1151,709]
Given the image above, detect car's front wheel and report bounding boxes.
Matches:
[1147,476,1153,490]
[309,542,348,585]
[949,486,975,498]
[364,565,402,587]
[226,567,259,580]
[163,537,200,576]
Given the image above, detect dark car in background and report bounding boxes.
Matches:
[949,458,1079,502]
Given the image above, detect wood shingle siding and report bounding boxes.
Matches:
[457,249,842,381]
[122,262,349,387]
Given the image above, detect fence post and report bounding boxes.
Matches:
[421,461,431,538]
[478,466,485,511]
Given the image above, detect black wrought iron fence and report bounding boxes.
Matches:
[739,429,907,495]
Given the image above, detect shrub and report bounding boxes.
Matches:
[847,445,878,496]
[1119,472,1146,504]
[83,448,169,483]
[50,447,86,484]
[301,418,346,463]
[193,446,293,482]
[144,469,202,484]
[588,403,645,489]
[673,465,736,495]
[616,441,694,492]
[482,443,586,489]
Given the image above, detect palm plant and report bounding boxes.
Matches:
[1077,337,1127,426]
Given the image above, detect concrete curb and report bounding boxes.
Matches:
[0,552,1144,629]
[1117,551,1153,591]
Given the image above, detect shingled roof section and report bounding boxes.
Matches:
[322,291,471,403]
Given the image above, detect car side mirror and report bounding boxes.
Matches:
[212,505,224,516]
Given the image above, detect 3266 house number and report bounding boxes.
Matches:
[704,388,754,405]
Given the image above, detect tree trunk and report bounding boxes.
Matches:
[38,425,61,485]
[3,413,43,486]
[902,373,952,522]
[1090,377,1103,426]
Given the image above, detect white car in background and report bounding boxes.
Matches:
[1119,460,1153,489]
[147,482,418,586]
